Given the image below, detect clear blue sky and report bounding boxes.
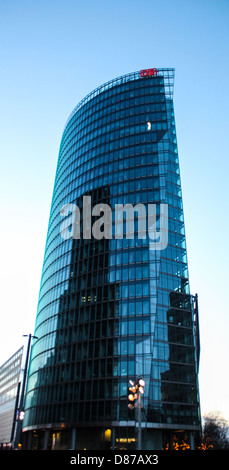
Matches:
[0,0,229,422]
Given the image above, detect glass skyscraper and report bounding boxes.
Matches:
[23,68,201,450]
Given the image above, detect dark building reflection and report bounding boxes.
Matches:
[147,286,201,448]
[30,186,119,444]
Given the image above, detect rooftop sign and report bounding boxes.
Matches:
[140,68,157,77]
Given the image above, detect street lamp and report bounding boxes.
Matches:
[128,377,145,450]
[13,334,38,449]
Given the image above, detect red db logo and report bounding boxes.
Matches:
[140,68,157,77]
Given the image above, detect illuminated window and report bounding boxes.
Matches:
[146,122,151,131]
[104,429,111,441]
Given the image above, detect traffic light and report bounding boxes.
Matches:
[128,378,145,410]
[138,378,145,395]
[128,380,137,410]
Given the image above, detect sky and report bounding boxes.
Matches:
[0,0,229,423]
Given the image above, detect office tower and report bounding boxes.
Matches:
[23,68,201,450]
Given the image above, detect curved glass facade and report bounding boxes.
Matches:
[23,69,201,450]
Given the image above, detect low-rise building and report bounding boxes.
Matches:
[0,347,24,448]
